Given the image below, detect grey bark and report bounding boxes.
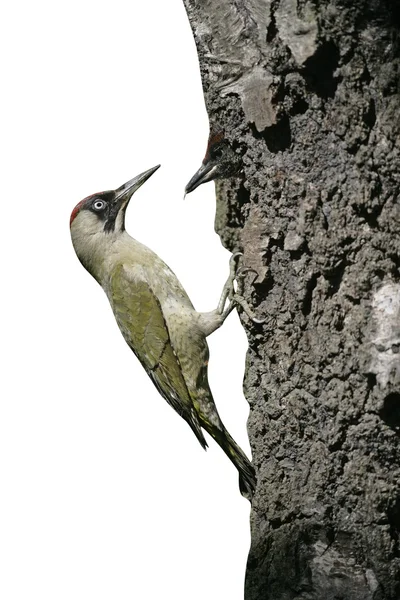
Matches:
[182,1,400,599]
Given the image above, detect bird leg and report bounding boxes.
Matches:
[199,253,265,337]
[198,253,242,336]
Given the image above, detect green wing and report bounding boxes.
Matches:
[109,264,207,449]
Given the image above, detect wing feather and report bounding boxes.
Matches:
[109,264,207,448]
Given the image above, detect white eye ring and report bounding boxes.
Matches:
[93,200,106,211]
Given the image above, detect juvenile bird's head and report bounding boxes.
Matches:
[185,131,241,195]
[70,165,160,276]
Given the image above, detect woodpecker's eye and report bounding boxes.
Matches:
[211,147,223,160]
[92,199,106,211]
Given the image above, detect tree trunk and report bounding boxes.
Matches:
[182,1,400,598]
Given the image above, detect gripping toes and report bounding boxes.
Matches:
[217,252,243,315]
[230,254,266,325]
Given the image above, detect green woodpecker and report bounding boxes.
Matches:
[70,166,256,499]
[185,130,242,195]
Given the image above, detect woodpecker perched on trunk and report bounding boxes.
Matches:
[185,130,242,195]
[70,166,256,499]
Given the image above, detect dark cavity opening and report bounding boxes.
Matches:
[380,392,400,431]
[252,115,292,153]
[302,40,340,99]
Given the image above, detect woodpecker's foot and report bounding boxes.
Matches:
[216,252,243,320]
[201,253,264,336]
[231,294,266,324]
[199,253,244,337]
[231,263,266,325]
[216,252,266,324]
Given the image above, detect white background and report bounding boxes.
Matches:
[1,1,251,598]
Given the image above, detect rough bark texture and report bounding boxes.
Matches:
[183,1,400,599]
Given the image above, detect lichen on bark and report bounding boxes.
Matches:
[183,1,400,598]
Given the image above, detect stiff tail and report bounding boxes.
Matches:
[187,408,208,450]
[204,422,256,501]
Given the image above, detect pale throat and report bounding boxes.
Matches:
[71,213,121,283]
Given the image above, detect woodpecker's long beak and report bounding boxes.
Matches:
[115,165,160,204]
[184,163,219,195]
[104,165,160,233]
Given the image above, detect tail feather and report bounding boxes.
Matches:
[202,420,256,500]
[224,429,256,501]
[187,408,208,450]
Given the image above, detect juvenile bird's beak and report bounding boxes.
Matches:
[184,163,219,195]
[115,164,160,205]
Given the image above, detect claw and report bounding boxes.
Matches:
[232,294,266,324]
[223,251,243,303]
[217,252,266,324]
[235,266,259,281]
[216,252,242,317]
[231,294,267,325]
[229,251,243,273]
[229,257,266,324]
